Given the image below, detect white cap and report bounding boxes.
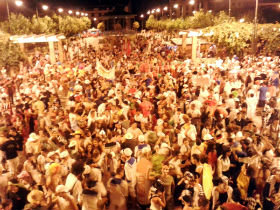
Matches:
[203,134,213,141]
[83,165,91,175]
[138,135,145,143]
[161,142,170,149]
[60,151,69,159]
[236,131,243,138]
[123,148,133,156]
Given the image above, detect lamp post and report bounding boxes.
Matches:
[174,4,179,18]
[5,0,10,19]
[140,14,144,29]
[252,0,259,56]
[229,0,231,17]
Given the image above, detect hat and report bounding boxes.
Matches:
[68,140,77,148]
[47,151,58,158]
[27,133,39,142]
[138,135,145,143]
[236,131,243,138]
[160,142,170,149]
[184,171,195,182]
[124,133,133,140]
[83,165,91,175]
[123,148,133,156]
[60,151,69,159]
[48,163,61,175]
[71,130,82,136]
[203,134,213,141]
[27,190,44,204]
[157,119,164,125]
[56,185,69,193]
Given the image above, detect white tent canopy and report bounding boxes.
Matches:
[10,34,66,43]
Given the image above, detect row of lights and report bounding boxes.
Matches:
[146,0,196,16]
[13,1,88,16]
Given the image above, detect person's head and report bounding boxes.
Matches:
[161,165,170,176]
[71,161,84,177]
[222,145,231,158]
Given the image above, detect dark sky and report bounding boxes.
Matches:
[0,0,169,19]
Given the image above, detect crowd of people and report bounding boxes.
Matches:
[0,33,279,210]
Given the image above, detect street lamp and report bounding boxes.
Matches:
[140,14,144,29]
[58,8,63,13]
[147,10,150,15]
[156,8,160,13]
[208,10,212,13]
[15,0,23,7]
[151,10,155,14]
[164,6,168,11]
[5,0,10,19]
[252,0,259,56]
[239,18,245,23]
[193,10,196,14]
[229,0,231,17]
[42,5,48,11]
[93,17,97,21]
[85,13,88,16]
[76,11,80,16]
[174,4,179,9]
[68,10,73,14]
[81,12,85,16]
[189,0,195,5]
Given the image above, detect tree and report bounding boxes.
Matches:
[1,13,31,35]
[133,21,140,30]
[205,22,253,56]
[146,15,157,29]
[97,22,105,31]
[0,41,26,69]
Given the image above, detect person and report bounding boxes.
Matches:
[1,133,19,177]
[54,185,79,210]
[158,165,175,210]
[123,147,137,202]
[258,82,268,108]
[149,184,166,210]
[136,147,153,210]
[107,168,128,210]
[65,161,84,206]
[211,177,233,210]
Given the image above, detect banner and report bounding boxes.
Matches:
[96,59,115,80]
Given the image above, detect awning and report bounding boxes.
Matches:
[10,34,66,43]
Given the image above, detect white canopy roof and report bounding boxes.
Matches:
[10,34,66,43]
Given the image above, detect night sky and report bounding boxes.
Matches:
[0,0,169,19]
[0,0,279,22]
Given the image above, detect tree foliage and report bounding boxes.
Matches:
[1,13,31,35]
[205,22,253,56]
[133,21,140,30]
[0,13,91,37]
[0,41,26,68]
[97,22,105,31]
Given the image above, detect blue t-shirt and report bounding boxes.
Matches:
[272,78,279,87]
[259,86,268,101]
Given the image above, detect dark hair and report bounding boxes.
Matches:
[154,180,165,192]
[213,177,224,186]
[192,154,200,162]
[182,195,192,203]
[71,161,84,176]
[221,145,231,159]
[246,165,255,178]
